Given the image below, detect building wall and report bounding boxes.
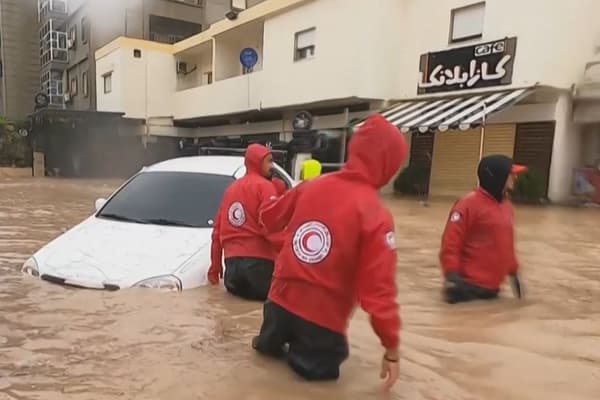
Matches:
[204,0,266,26]
[0,0,39,119]
[260,0,403,109]
[396,0,600,98]
[65,0,204,111]
[96,43,175,119]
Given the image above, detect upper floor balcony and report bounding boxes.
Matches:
[38,0,68,23]
[40,19,68,68]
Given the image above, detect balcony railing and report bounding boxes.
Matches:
[41,70,65,106]
[38,0,68,22]
[40,20,68,67]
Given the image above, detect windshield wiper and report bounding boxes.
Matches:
[98,213,149,224]
[143,218,197,228]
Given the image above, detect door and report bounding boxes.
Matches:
[429,129,480,198]
[408,132,434,194]
[513,122,555,197]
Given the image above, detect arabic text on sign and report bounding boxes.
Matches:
[418,54,512,89]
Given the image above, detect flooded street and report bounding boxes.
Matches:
[0,178,598,400]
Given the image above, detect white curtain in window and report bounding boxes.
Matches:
[452,3,485,40]
[296,28,316,49]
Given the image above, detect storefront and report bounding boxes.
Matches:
[379,37,561,199]
[572,100,600,204]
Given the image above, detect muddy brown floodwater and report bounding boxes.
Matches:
[0,178,599,400]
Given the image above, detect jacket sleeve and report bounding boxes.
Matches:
[508,205,519,275]
[357,210,401,350]
[259,184,302,234]
[439,200,470,276]
[272,177,288,196]
[208,205,224,281]
[257,181,286,247]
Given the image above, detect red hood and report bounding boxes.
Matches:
[245,144,271,176]
[343,114,408,188]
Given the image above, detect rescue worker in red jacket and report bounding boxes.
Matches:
[252,114,406,389]
[208,144,281,301]
[440,154,527,304]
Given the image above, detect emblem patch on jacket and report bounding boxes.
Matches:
[450,211,462,223]
[292,221,332,264]
[385,231,396,249]
[227,202,246,227]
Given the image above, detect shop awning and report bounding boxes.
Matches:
[368,87,533,133]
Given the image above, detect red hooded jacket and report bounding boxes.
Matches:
[440,154,522,291]
[259,114,407,350]
[208,144,281,283]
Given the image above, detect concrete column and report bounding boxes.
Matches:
[292,153,312,181]
[548,92,582,203]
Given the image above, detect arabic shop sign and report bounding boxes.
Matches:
[417,37,517,94]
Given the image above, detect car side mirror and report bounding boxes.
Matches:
[95,198,107,211]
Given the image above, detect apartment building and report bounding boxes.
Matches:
[94,0,600,202]
[0,0,39,120]
[38,0,207,111]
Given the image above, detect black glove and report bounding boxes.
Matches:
[509,274,523,299]
[445,272,463,288]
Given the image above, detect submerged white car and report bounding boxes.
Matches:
[22,156,294,291]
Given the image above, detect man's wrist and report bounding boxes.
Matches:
[384,348,399,361]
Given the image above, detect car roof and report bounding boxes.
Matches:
[143,155,245,176]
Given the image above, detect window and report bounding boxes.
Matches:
[81,17,89,43]
[103,72,112,94]
[133,49,142,58]
[69,76,78,96]
[82,71,89,97]
[450,2,485,43]
[68,25,77,45]
[97,172,235,228]
[294,28,316,61]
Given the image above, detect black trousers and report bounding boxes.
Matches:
[252,300,349,381]
[223,257,274,301]
[444,281,499,304]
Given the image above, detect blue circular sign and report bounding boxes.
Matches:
[240,48,258,69]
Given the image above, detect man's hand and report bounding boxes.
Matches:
[510,274,523,299]
[380,348,400,391]
[444,271,463,288]
[207,264,222,285]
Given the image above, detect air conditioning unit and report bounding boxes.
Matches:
[67,39,75,49]
[64,93,71,102]
[176,61,188,74]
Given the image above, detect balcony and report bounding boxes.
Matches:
[214,21,263,81]
[175,71,264,120]
[40,19,68,68]
[41,69,65,106]
[176,41,214,91]
[38,0,68,22]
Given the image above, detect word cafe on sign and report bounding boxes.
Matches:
[417,37,517,94]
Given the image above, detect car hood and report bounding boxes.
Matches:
[34,217,211,287]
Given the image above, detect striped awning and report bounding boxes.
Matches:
[369,88,532,133]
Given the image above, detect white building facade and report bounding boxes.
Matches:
[94,0,600,202]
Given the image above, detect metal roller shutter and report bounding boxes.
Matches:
[513,122,555,197]
[429,129,480,197]
[408,132,434,194]
[482,124,516,158]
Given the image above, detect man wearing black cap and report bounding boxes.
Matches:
[439,154,527,304]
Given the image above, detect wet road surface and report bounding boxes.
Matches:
[0,178,598,400]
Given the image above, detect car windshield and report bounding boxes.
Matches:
[97,171,234,228]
